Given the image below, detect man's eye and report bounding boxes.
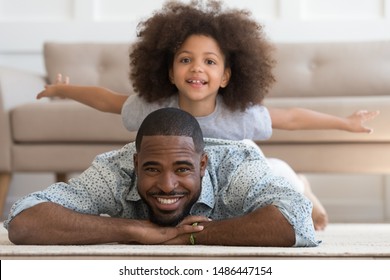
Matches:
[177,168,190,173]
[145,168,159,173]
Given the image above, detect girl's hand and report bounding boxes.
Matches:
[36,73,70,99]
[346,110,380,133]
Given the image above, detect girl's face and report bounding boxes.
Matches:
[170,35,231,116]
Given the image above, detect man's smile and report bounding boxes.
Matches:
[156,197,181,205]
[151,193,188,211]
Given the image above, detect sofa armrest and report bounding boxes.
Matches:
[0,67,47,171]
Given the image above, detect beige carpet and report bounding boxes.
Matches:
[1,223,390,259]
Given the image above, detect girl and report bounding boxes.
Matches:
[37,0,379,230]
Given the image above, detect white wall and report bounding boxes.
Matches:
[1,0,390,221]
[1,0,390,74]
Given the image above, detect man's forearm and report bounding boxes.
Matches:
[7,202,137,245]
[194,205,295,246]
[7,202,205,245]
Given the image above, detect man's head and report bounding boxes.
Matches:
[135,107,205,153]
[134,108,208,226]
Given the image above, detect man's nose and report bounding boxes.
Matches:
[158,172,178,193]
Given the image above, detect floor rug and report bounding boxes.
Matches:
[1,223,389,259]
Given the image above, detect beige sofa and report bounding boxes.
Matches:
[0,41,389,217]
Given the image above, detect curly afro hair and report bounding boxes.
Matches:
[130,0,275,111]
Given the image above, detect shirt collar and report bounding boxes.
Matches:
[194,170,215,208]
[126,178,142,201]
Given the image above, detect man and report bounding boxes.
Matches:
[4,108,318,247]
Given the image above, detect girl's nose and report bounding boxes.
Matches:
[191,61,204,72]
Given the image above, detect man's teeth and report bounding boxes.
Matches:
[157,197,180,204]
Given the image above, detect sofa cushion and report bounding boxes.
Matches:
[270,41,390,98]
[11,100,135,143]
[44,42,133,95]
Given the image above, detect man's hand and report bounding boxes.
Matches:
[129,215,209,245]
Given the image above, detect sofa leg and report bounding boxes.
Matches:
[56,173,67,183]
[0,173,12,219]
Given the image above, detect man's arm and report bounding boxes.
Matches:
[200,205,295,246]
[6,144,206,245]
[36,73,128,113]
[269,107,379,133]
[7,202,205,245]
[164,205,295,246]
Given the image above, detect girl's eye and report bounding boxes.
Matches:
[206,59,216,65]
[180,57,191,63]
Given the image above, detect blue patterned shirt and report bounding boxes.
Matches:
[4,138,319,247]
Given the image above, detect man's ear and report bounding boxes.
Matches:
[220,67,231,88]
[133,153,139,175]
[200,152,208,177]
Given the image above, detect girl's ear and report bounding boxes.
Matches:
[220,67,231,88]
[169,69,175,84]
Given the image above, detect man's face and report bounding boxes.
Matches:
[134,135,208,226]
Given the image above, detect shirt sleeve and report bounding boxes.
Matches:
[3,145,136,230]
[247,105,273,140]
[230,158,320,247]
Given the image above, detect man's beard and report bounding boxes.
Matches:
[144,188,201,227]
[148,202,193,227]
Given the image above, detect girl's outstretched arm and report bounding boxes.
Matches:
[269,107,380,133]
[36,73,128,114]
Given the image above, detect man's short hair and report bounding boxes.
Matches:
[135,107,205,153]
